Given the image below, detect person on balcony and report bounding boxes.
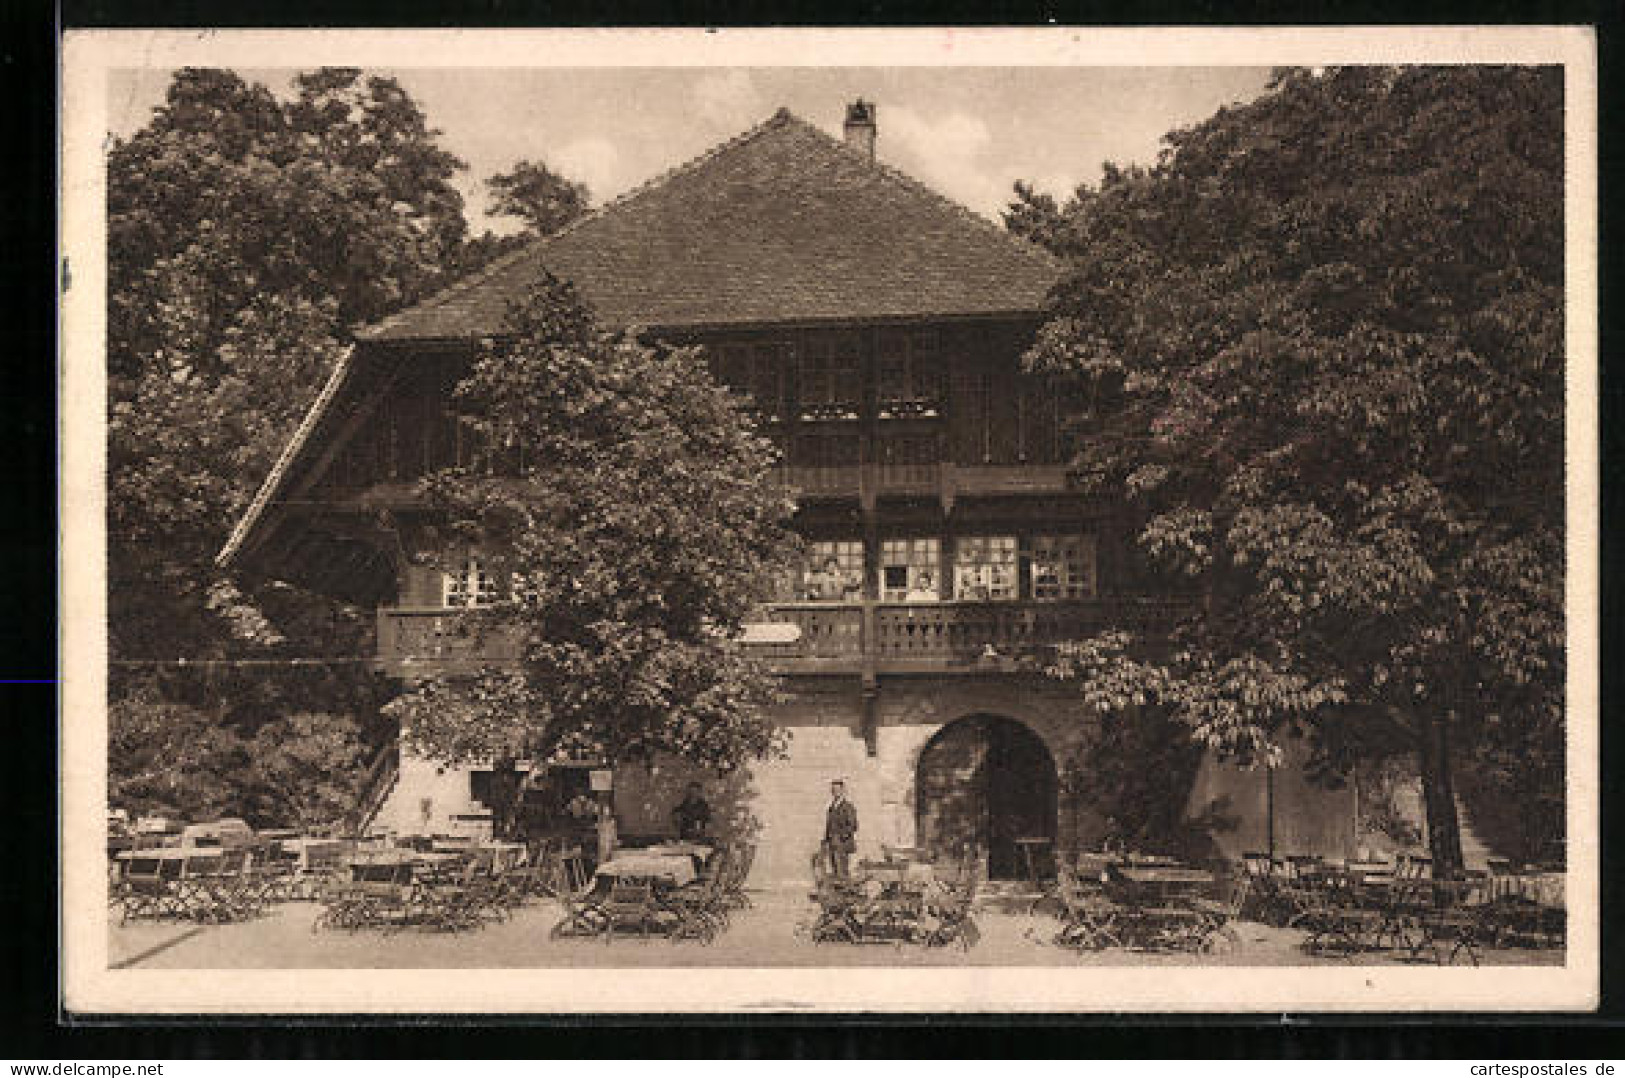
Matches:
[906,570,938,602]
[804,556,842,601]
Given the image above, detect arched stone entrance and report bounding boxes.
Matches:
[915,714,1058,879]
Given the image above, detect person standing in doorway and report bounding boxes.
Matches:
[823,779,858,878]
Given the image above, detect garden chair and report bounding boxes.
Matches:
[602,876,662,943]
[1489,873,1565,950]
[922,872,981,951]
[1288,871,1384,955]
[311,873,369,933]
[849,877,926,945]
[1240,851,1291,925]
[547,843,591,898]
[352,861,417,933]
[800,876,865,944]
[549,860,609,940]
[117,855,185,923]
[412,859,485,932]
[170,853,229,921]
[1187,872,1251,955]
[668,865,730,943]
[190,848,251,923]
[1407,876,1494,966]
[1049,865,1122,951]
[250,845,298,907]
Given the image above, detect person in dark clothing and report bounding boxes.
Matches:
[671,782,712,842]
[822,779,858,878]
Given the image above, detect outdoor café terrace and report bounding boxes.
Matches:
[108,815,1566,970]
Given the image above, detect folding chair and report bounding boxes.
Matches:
[1050,866,1122,951]
[1188,873,1251,954]
[549,857,609,940]
[923,873,981,951]
[602,876,660,943]
[118,855,184,923]
[668,867,730,944]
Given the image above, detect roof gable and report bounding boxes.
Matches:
[360,109,1063,341]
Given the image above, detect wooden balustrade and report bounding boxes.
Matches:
[377,597,1191,675]
[374,607,522,675]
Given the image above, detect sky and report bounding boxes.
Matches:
[107,65,1273,236]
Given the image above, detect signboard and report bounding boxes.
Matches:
[740,621,802,645]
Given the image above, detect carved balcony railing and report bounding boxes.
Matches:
[753,597,1194,671]
[377,596,1195,677]
[375,607,521,676]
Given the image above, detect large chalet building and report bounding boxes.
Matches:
[218,102,1359,888]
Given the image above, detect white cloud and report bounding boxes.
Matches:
[554,137,627,202]
[880,105,1008,218]
[693,69,764,131]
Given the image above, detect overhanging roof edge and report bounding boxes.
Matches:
[215,343,359,570]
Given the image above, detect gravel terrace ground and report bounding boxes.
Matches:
[108,891,1566,970]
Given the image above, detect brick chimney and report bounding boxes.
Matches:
[843,99,877,160]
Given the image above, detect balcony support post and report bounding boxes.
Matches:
[860,671,879,757]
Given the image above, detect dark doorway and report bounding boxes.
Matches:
[915,715,1057,879]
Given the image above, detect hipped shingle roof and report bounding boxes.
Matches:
[359,108,1062,341]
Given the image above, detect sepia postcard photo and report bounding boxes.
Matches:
[59,26,1599,1014]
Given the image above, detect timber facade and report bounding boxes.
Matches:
[220,103,1359,888]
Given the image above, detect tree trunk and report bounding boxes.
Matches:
[1417,713,1465,877]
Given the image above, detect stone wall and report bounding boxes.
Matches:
[377,673,1386,889]
[376,749,493,839]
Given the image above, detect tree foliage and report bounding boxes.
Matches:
[485,159,591,237]
[106,67,472,824]
[384,280,798,784]
[109,691,370,829]
[1025,67,1565,871]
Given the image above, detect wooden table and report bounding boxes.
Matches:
[1105,863,1220,952]
[1110,864,1215,888]
[594,851,698,887]
[116,848,224,876]
[348,851,463,882]
[860,860,936,886]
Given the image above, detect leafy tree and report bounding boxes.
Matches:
[484,159,590,237]
[384,280,797,826]
[108,67,471,660]
[239,712,372,831]
[108,691,369,830]
[106,67,470,822]
[1027,67,1564,874]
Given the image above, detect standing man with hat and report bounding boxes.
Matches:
[823,779,858,879]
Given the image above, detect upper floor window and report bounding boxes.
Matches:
[1025,535,1097,599]
[442,557,498,608]
[714,340,789,420]
[953,535,1019,601]
[877,328,943,417]
[881,537,940,602]
[799,540,864,602]
[798,332,861,420]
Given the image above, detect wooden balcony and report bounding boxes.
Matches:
[752,597,1192,674]
[375,606,521,676]
[778,462,1071,503]
[376,597,1193,678]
